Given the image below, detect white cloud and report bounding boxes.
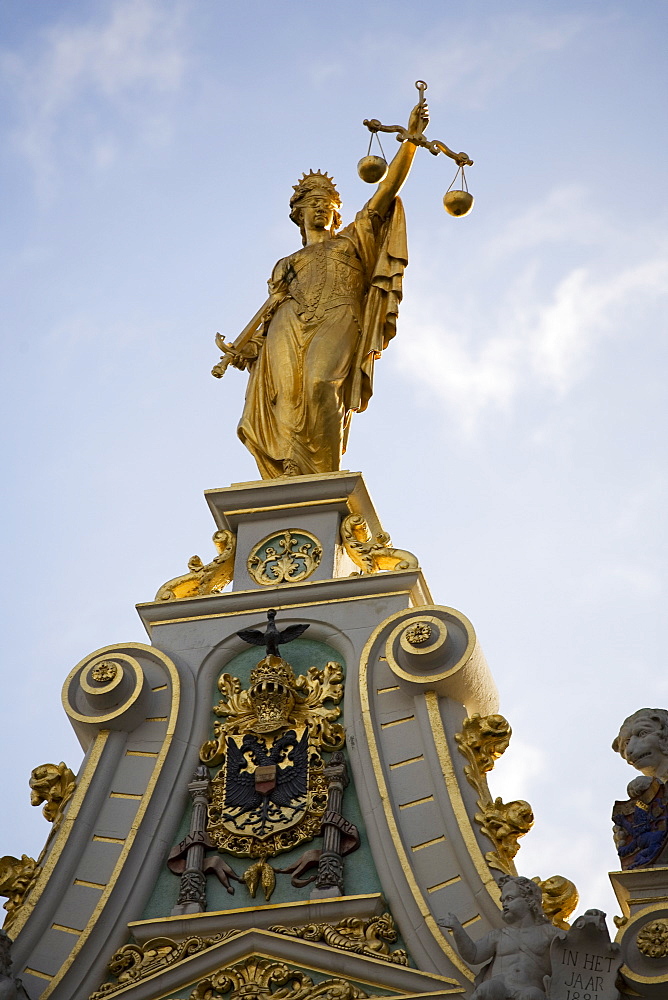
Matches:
[486,736,547,805]
[530,255,668,393]
[371,11,595,109]
[1,0,187,191]
[485,185,614,259]
[396,187,668,433]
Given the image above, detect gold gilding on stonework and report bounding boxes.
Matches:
[455,713,533,875]
[340,514,418,575]
[167,957,367,1000]
[90,932,234,1000]
[155,529,236,601]
[0,855,41,930]
[91,661,118,683]
[243,857,276,901]
[248,529,323,585]
[404,621,431,645]
[532,875,579,930]
[636,918,668,958]
[200,656,344,858]
[29,762,76,827]
[269,912,408,965]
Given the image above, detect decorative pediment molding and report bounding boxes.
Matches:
[90,927,464,1000]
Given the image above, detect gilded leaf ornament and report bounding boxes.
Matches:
[155,529,236,601]
[200,654,345,858]
[169,957,367,1000]
[0,855,41,931]
[340,514,418,575]
[455,713,533,875]
[29,762,76,827]
[269,912,408,965]
[532,874,579,930]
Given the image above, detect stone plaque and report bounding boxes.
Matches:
[548,910,621,1000]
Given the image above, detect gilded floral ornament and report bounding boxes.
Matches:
[455,713,512,779]
[269,912,408,965]
[0,855,41,931]
[636,918,668,958]
[455,713,533,875]
[475,798,534,873]
[169,957,367,1000]
[248,529,322,585]
[200,656,344,858]
[340,514,418,575]
[532,874,579,930]
[404,622,431,645]
[91,661,118,683]
[155,529,236,601]
[29,762,76,827]
[90,933,234,1000]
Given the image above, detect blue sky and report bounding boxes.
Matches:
[1,0,667,927]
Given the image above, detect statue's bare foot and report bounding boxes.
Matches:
[282,459,302,476]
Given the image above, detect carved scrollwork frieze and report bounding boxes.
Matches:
[269,912,408,965]
[90,933,234,1000]
[173,958,367,1000]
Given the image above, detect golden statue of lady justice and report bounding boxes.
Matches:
[212,83,472,480]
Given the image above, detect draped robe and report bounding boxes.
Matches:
[237,198,407,479]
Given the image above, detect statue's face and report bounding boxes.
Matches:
[501,884,531,924]
[622,716,668,778]
[301,193,336,233]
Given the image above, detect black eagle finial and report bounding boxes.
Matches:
[236,609,309,657]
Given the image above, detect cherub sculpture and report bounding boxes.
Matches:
[0,930,29,999]
[439,875,560,1000]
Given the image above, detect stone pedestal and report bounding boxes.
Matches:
[610,865,668,997]
[9,471,506,1000]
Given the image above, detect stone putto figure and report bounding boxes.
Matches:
[439,875,560,999]
[212,100,430,480]
[611,708,668,868]
[0,930,29,999]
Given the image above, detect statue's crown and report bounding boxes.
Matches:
[249,655,297,691]
[290,170,341,208]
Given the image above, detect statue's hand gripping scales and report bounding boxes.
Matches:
[213,99,430,480]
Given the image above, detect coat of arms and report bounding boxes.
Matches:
[200,642,345,859]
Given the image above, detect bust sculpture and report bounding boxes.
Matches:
[212,98,431,480]
[439,875,560,999]
[611,708,668,868]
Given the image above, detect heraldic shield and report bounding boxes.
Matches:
[201,652,344,858]
[218,726,311,840]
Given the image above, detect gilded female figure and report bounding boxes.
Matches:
[213,100,429,480]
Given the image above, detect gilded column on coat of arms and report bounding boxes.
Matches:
[200,652,345,860]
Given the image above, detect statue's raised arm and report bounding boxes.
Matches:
[366,99,430,220]
[212,82,469,480]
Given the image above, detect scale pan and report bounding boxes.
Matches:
[357,155,388,184]
[443,189,474,217]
